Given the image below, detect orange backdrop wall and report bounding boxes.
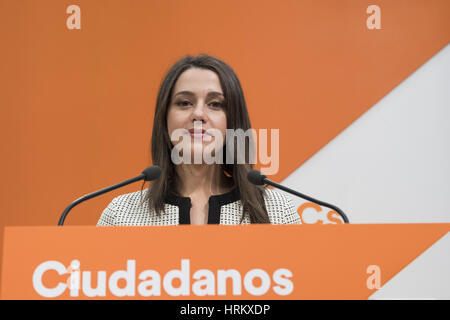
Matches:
[1,0,449,278]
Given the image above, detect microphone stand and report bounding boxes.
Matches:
[262,178,350,224]
[58,175,145,226]
[58,166,161,226]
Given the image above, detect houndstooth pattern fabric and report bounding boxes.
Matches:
[97,188,301,226]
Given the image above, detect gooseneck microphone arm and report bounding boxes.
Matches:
[248,170,349,223]
[58,166,162,226]
[265,179,349,223]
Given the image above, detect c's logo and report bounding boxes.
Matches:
[297,202,344,224]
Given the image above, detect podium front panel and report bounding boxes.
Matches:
[2,224,449,299]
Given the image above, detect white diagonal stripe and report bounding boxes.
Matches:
[282,44,450,223]
[369,232,450,300]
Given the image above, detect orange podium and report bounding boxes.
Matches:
[1,224,449,300]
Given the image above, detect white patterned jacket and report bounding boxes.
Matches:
[97,187,301,226]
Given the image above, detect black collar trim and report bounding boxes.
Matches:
[165,187,240,224]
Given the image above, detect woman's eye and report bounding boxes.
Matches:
[176,100,191,107]
[209,101,223,108]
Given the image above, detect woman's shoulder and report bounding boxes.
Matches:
[263,187,290,202]
[262,187,302,224]
[97,189,151,226]
[109,189,149,209]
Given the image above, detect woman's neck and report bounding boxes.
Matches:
[175,164,232,198]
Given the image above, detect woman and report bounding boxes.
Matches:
[97,54,301,226]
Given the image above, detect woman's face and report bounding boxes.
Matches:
[167,68,227,163]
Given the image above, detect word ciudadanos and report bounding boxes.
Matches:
[32,259,294,298]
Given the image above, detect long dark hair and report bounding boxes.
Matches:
[146,54,270,223]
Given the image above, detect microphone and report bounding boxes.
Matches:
[248,170,349,223]
[58,166,162,226]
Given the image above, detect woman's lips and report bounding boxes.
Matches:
[188,129,210,138]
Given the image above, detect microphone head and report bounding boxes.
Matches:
[142,166,162,181]
[247,170,267,186]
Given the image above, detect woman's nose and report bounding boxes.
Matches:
[191,102,207,122]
